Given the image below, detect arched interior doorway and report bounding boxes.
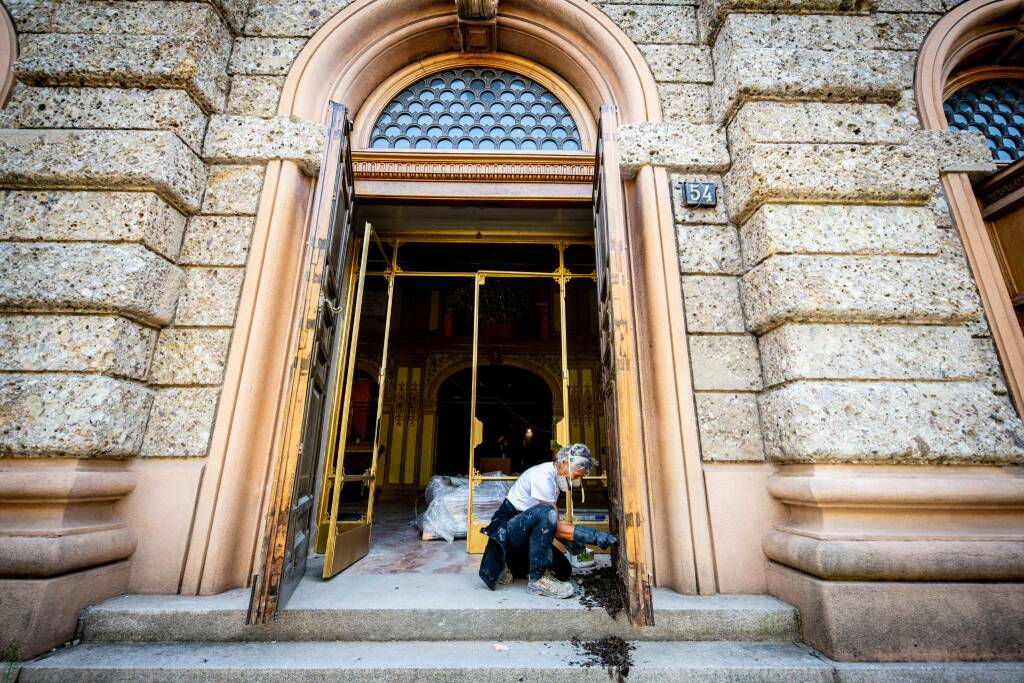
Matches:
[435,365,554,476]
[184,0,711,612]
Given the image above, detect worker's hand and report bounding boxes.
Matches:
[573,525,618,549]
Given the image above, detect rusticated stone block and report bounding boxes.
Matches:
[14,33,230,113]
[758,381,1024,463]
[658,84,711,124]
[227,76,285,116]
[7,0,228,36]
[711,14,912,123]
[149,328,232,386]
[727,101,915,147]
[173,267,245,326]
[0,86,207,153]
[245,0,353,37]
[597,5,698,45]
[140,387,220,457]
[0,374,152,457]
[179,216,255,266]
[975,335,1011,396]
[717,12,879,50]
[758,323,983,387]
[874,12,941,51]
[670,174,730,225]
[688,334,762,391]
[724,143,934,223]
[0,129,207,215]
[681,276,746,333]
[203,115,326,175]
[211,0,251,33]
[740,255,980,334]
[618,123,729,175]
[0,191,186,261]
[918,128,996,176]
[202,165,266,215]
[637,45,713,83]
[0,243,184,326]
[740,204,940,269]
[229,38,307,75]
[0,314,156,381]
[695,392,765,461]
[677,223,742,275]
[876,0,943,10]
[697,0,867,44]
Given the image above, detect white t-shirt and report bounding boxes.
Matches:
[506,462,560,511]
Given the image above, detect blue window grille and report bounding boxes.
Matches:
[369,67,582,151]
[945,79,1024,162]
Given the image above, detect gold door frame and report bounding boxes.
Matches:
[314,235,607,562]
[462,245,605,554]
[320,222,395,578]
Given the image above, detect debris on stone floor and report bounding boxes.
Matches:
[569,635,635,680]
[575,566,624,617]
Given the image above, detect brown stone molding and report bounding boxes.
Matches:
[944,64,1024,98]
[0,462,137,578]
[184,0,713,599]
[916,0,1024,414]
[765,466,1024,581]
[0,459,136,658]
[0,3,15,107]
[352,150,593,183]
[456,0,498,19]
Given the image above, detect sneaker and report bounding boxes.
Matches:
[527,570,575,599]
[499,566,514,585]
[567,548,596,569]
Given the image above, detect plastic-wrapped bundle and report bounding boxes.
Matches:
[418,474,511,542]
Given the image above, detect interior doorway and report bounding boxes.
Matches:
[302,195,610,578]
[435,365,553,477]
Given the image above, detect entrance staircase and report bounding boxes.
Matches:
[14,572,1024,681]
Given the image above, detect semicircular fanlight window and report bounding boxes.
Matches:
[945,79,1024,162]
[369,67,582,152]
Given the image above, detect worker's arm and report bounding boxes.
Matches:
[543,502,577,541]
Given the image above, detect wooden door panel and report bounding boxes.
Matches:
[592,104,654,626]
[248,102,355,623]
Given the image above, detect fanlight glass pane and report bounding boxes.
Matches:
[370,67,582,151]
[945,79,1024,162]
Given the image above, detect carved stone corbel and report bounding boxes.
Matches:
[455,0,498,52]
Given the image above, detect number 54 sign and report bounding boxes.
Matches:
[682,181,718,207]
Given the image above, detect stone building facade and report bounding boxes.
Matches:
[1,0,1023,671]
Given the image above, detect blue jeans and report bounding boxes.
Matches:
[504,503,557,581]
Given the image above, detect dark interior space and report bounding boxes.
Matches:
[434,365,554,476]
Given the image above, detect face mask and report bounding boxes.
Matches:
[556,475,570,492]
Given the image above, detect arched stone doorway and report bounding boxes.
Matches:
[182,0,711,603]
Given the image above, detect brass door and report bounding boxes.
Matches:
[321,223,395,578]
[592,103,654,626]
[248,102,356,623]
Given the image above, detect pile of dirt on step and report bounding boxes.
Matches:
[570,635,635,681]
[576,566,624,617]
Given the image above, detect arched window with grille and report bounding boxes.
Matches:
[368,66,582,151]
[945,79,1024,162]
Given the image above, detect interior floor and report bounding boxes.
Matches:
[315,501,610,576]
[345,502,479,574]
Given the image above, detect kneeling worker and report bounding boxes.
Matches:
[478,443,617,598]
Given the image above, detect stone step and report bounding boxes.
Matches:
[18,640,834,682]
[81,572,799,643]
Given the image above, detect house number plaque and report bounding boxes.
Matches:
[682,181,718,207]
